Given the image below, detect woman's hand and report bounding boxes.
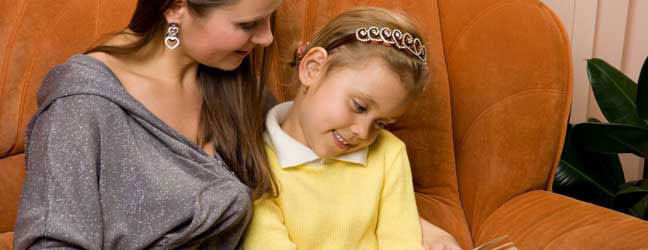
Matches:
[420,217,463,250]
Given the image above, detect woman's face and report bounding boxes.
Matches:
[174,0,282,70]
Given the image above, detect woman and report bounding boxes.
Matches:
[14,0,281,249]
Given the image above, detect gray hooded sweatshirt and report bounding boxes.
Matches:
[14,54,252,250]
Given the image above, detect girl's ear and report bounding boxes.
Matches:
[298,47,329,88]
[164,0,187,24]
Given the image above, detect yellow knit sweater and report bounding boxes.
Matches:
[243,130,424,250]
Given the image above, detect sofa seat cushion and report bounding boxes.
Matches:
[476,190,648,250]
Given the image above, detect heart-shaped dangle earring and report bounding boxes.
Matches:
[165,23,180,50]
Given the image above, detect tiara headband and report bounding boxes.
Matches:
[354,26,427,64]
[299,26,427,65]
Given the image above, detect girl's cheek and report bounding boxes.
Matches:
[333,107,354,124]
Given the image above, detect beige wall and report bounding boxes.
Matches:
[543,0,647,181]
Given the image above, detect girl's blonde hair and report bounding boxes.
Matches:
[292,7,429,96]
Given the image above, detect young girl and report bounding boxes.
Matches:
[243,7,461,250]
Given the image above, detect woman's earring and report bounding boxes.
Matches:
[165,23,180,50]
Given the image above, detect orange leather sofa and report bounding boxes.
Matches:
[2,0,648,249]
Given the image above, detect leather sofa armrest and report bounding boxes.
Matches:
[0,232,13,250]
[476,190,648,250]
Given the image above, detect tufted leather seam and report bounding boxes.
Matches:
[472,189,553,237]
[457,89,566,153]
[0,1,28,102]
[0,0,28,157]
[445,0,534,171]
[95,0,102,38]
[417,191,463,208]
[446,0,536,61]
[437,0,474,246]
[14,2,76,155]
[474,190,544,244]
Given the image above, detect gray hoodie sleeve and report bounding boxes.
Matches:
[14,95,105,250]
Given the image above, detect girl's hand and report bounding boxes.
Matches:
[420,217,463,250]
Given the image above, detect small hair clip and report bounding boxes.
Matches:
[296,41,310,59]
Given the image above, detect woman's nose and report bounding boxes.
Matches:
[252,19,274,47]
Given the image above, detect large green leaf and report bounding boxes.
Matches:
[587,59,647,127]
[629,195,648,219]
[553,125,624,207]
[617,180,648,195]
[638,56,648,119]
[554,159,616,207]
[614,180,648,215]
[572,122,648,158]
[587,117,602,123]
[560,124,625,188]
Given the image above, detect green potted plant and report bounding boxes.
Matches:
[553,56,648,220]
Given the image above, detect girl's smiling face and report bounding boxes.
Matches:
[285,56,412,158]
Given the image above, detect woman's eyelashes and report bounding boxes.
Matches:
[239,15,271,31]
[239,21,259,31]
[238,17,265,31]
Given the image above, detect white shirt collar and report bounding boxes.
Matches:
[264,101,368,168]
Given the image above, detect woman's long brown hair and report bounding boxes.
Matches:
[86,0,276,198]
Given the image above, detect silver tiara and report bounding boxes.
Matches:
[355,26,427,64]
